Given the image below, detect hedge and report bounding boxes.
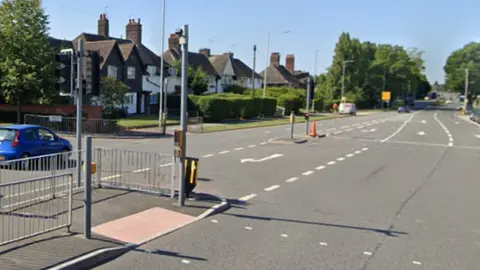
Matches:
[193,94,277,122]
[277,93,303,114]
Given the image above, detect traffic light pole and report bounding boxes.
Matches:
[305,76,311,135]
[76,39,84,188]
[178,25,189,207]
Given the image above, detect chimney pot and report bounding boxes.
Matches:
[199,48,211,57]
[270,52,280,66]
[138,18,141,24]
[98,13,109,37]
[286,54,295,73]
[126,17,142,44]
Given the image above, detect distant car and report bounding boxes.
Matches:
[0,125,72,167]
[339,103,357,115]
[398,106,410,113]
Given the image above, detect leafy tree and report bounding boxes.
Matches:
[444,42,480,104]
[172,60,209,95]
[0,0,56,123]
[100,76,129,113]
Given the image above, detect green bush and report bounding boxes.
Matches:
[224,85,247,94]
[277,93,303,114]
[260,98,277,116]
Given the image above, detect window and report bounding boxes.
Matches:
[150,93,158,104]
[38,129,55,141]
[108,65,118,78]
[23,129,37,141]
[125,94,135,105]
[127,66,136,79]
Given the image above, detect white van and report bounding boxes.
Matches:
[339,103,357,115]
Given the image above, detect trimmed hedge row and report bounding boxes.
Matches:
[194,93,277,122]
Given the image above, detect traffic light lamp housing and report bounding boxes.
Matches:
[55,53,72,95]
[308,78,315,100]
[304,113,310,120]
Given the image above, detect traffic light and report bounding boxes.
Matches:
[308,77,315,100]
[86,51,101,95]
[55,52,72,95]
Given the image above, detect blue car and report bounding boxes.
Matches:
[0,125,72,164]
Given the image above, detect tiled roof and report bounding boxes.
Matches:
[259,65,302,85]
[231,58,262,79]
[163,49,219,78]
[209,54,229,76]
[209,53,261,80]
[73,40,124,69]
[48,37,73,50]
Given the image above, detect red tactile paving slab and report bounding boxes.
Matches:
[92,207,195,244]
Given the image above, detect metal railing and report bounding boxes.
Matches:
[24,114,123,135]
[0,173,73,246]
[93,148,175,196]
[0,150,84,187]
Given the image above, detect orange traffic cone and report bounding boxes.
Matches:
[310,121,317,137]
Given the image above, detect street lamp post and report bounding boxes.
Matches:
[312,49,319,111]
[263,30,291,97]
[341,59,353,103]
[158,0,166,128]
[464,68,469,112]
[252,45,257,98]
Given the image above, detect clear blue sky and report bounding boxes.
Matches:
[43,0,480,84]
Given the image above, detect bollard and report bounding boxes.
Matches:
[290,112,295,139]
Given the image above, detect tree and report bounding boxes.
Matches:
[444,42,480,104]
[317,32,430,108]
[172,60,209,95]
[100,76,129,113]
[0,0,57,123]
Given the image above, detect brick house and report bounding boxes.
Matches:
[259,53,305,89]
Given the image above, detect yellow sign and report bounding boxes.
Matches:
[83,162,97,175]
[382,91,391,101]
[0,156,4,161]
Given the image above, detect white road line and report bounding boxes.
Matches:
[181,259,190,264]
[259,142,267,145]
[346,153,354,157]
[354,150,361,154]
[381,112,417,142]
[357,125,365,128]
[302,171,314,176]
[244,226,252,230]
[476,134,480,139]
[315,165,326,170]
[333,131,343,135]
[219,150,230,154]
[102,174,121,180]
[337,157,345,161]
[202,154,214,158]
[132,168,150,173]
[234,147,244,151]
[285,177,299,183]
[211,219,218,223]
[363,251,373,256]
[319,242,328,246]
[160,162,173,168]
[264,185,281,191]
[362,147,369,151]
[327,161,336,165]
[281,234,288,238]
[248,145,256,148]
[326,128,337,131]
[412,261,422,266]
[238,193,257,201]
[345,128,353,131]
[448,142,453,147]
[434,112,454,146]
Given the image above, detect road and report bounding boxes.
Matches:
[89,106,480,270]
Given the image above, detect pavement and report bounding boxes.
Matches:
[82,104,480,270]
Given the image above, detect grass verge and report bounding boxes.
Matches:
[202,115,334,133]
[118,115,180,129]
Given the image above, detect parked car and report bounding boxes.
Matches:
[470,109,480,124]
[0,125,72,168]
[398,106,410,113]
[339,103,357,115]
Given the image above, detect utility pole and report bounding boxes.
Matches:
[251,45,256,98]
[263,32,270,97]
[178,24,189,206]
[76,39,84,188]
[464,68,469,112]
[341,60,353,103]
[305,76,311,135]
[312,49,318,111]
[158,0,166,128]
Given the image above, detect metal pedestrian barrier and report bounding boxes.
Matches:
[93,148,175,196]
[24,114,123,135]
[0,172,73,246]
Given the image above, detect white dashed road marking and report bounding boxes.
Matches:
[281,234,288,238]
[302,171,314,176]
[337,157,345,161]
[245,226,252,230]
[202,154,214,158]
[363,251,373,256]
[264,185,281,191]
[412,261,422,266]
[132,168,150,173]
[327,161,336,165]
[346,153,354,157]
[355,150,361,154]
[234,147,244,151]
[181,259,190,264]
[285,177,298,183]
[260,142,267,145]
[319,242,328,246]
[475,134,480,139]
[211,219,218,223]
[238,193,257,201]
[315,165,326,170]
[357,125,365,129]
[248,145,256,148]
[362,147,369,151]
[219,150,230,154]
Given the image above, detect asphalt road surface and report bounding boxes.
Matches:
[90,107,480,270]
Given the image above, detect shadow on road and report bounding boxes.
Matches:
[223,212,408,237]
[133,248,207,262]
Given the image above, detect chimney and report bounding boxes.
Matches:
[98,13,109,37]
[168,33,181,52]
[270,52,280,66]
[286,54,295,73]
[199,48,211,57]
[126,18,142,44]
[224,52,233,58]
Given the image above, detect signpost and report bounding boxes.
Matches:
[382,91,391,109]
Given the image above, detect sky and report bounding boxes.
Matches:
[42,0,480,84]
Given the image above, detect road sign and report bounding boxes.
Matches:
[183,157,199,197]
[382,91,391,101]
